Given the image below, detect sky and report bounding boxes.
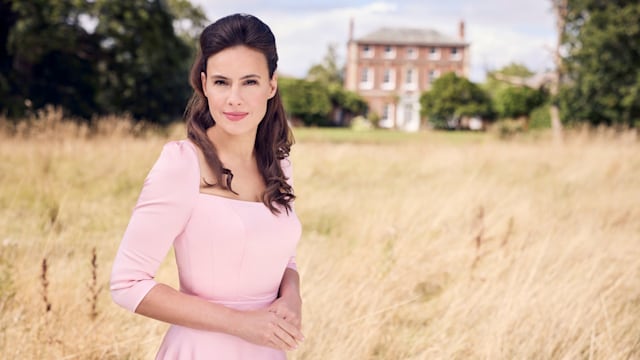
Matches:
[189,0,557,82]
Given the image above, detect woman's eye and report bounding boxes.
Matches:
[245,79,258,85]
[213,80,227,86]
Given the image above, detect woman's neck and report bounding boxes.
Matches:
[206,126,256,163]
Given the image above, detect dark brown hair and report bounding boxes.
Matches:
[184,13,295,214]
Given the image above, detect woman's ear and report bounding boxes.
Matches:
[201,72,208,97]
[268,73,278,99]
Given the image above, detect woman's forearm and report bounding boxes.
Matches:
[278,268,301,299]
[135,283,303,350]
[135,284,240,335]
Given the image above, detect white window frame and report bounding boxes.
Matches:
[404,68,417,90]
[382,68,396,90]
[451,47,461,61]
[383,45,396,59]
[359,67,374,90]
[406,47,418,59]
[428,69,440,85]
[379,103,395,128]
[362,45,374,58]
[429,47,440,60]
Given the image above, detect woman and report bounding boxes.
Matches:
[110,13,304,359]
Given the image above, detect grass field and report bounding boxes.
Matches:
[0,113,639,359]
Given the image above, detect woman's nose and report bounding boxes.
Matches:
[227,84,243,106]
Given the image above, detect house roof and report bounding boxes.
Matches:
[355,27,468,46]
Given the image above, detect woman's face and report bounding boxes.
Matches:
[201,45,277,139]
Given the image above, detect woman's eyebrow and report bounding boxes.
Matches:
[210,74,262,80]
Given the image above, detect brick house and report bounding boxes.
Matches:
[344,20,470,131]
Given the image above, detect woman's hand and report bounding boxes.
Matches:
[268,292,303,330]
[233,307,304,351]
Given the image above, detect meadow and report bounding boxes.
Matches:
[0,109,639,359]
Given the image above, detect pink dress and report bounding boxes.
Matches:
[110,140,301,359]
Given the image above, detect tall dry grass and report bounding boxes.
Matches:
[0,110,638,359]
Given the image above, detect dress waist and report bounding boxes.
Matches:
[205,294,277,311]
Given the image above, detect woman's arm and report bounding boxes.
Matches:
[269,267,303,334]
[135,283,303,350]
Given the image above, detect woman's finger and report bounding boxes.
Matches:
[276,316,305,342]
[272,325,298,350]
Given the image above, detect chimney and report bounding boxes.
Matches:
[349,17,354,43]
[459,20,465,40]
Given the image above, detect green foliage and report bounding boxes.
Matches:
[279,77,332,126]
[484,63,535,97]
[93,0,193,124]
[281,47,366,126]
[560,0,640,126]
[529,103,552,130]
[166,0,207,42]
[327,83,367,116]
[495,86,547,119]
[306,44,343,86]
[4,0,101,118]
[0,0,206,124]
[420,72,493,128]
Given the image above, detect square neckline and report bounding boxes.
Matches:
[182,139,266,205]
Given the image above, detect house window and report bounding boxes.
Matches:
[406,47,417,59]
[403,104,414,125]
[428,69,440,84]
[382,68,395,90]
[382,104,390,119]
[451,47,461,60]
[405,68,414,84]
[362,45,374,58]
[379,103,394,128]
[429,47,440,60]
[359,67,373,89]
[404,68,417,90]
[383,45,396,59]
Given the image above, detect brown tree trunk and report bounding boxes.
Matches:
[550,0,567,144]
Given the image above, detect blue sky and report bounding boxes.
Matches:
[190,0,556,82]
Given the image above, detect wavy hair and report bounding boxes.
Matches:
[184,13,295,214]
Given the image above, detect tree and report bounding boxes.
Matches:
[279,77,332,126]
[0,0,206,123]
[327,83,367,116]
[4,0,101,118]
[166,0,207,43]
[420,72,493,129]
[306,44,342,85]
[495,86,547,121]
[93,0,193,124]
[0,0,21,116]
[559,0,640,127]
[303,44,367,125]
[484,63,535,97]
[550,0,566,141]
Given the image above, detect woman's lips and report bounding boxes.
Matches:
[223,112,248,121]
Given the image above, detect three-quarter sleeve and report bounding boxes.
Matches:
[281,157,298,271]
[110,141,200,312]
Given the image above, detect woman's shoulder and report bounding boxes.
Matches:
[159,139,198,161]
[150,139,199,178]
